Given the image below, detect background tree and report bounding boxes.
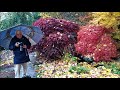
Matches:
[0,12,40,31]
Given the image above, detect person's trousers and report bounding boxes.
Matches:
[14,62,27,78]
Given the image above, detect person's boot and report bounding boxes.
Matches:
[25,75,31,78]
[22,74,31,78]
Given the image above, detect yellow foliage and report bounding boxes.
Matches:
[40,13,51,18]
[90,12,120,40]
[90,12,120,28]
[40,12,62,18]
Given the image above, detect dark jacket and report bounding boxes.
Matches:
[9,35,31,64]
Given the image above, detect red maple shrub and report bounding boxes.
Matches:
[75,25,117,62]
[33,18,79,36]
[31,18,80,60]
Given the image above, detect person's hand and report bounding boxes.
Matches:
[15,42,20,47]
[23,45,27,49]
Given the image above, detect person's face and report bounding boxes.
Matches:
[16,32,22,39]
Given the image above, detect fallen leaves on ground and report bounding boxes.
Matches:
[0,60,13,67]
[0,70,15,78]
[35,60,120,78]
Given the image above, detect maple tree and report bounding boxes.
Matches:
[31,18,80,60]
[75,25,117,62]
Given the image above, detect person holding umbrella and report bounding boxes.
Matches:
[9,30,31,78]
[0,24,44,78]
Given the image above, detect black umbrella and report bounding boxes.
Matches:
[0,24,44,50]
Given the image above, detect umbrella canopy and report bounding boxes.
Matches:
[0,24,44,49]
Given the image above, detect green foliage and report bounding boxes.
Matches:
[0,12,40,31]
[63,53,78,63]
[69,65,90,74]
[71,56,78,62]
[63,53,72,61]
[104,62,120,75]
[69,66,77,73]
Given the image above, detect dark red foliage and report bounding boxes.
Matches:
[33,18,80,36]
[31,18,80,60]
[30,32,69,59]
